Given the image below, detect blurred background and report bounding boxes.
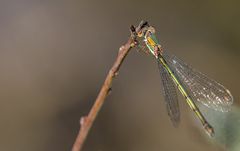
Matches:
[0,0,239,151]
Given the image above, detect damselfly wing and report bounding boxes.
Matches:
[163,52,233,112]
[158,59,180,127]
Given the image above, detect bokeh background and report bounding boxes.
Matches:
[0,0,239,151]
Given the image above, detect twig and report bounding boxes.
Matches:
[71,22,145,151]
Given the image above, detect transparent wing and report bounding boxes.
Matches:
[158,60,180,126]
[163,52,233,112]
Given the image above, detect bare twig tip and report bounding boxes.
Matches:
[72,22,137,151]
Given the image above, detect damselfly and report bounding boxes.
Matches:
[135,21,233,137]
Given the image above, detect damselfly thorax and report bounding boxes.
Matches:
[137,26,163,58]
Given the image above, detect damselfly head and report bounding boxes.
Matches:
[137,26,149,37]
[138,26,155,37]
[146,26,156,34]
[136,21,150,37]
